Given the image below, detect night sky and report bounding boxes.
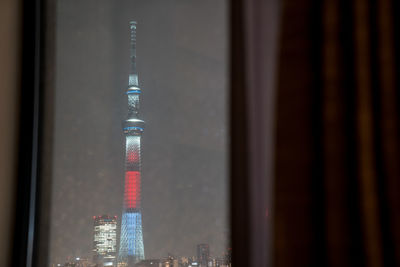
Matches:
[49,0,228,264]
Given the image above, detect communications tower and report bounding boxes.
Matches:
[118,21,145,266]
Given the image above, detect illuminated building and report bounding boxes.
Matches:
[197,244,210,267]
[118,21,145,266]
[93,215,118,266]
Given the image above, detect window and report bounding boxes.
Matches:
[19,1,230,267]
[11,0,278,266]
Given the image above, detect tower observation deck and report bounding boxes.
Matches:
[118,21,145,266]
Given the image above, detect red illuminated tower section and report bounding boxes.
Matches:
[124,139,142,209]
[118,21,145,266]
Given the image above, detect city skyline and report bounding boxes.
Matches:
[52,234,231,267]
[50,212,230,266]
[49,0,228,263]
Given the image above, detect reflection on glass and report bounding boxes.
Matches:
[49,1,228,267]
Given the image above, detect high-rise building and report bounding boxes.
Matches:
[118,21,146,266]
[93,215,118,266]
[197,244,210,267]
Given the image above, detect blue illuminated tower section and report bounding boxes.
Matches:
[118,21,145,266]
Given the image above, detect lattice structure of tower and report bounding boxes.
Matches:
[118,21,145,266]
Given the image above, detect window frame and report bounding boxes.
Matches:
[12,0,280,266]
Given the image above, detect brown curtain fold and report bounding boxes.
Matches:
[273,0,400,266]
[230,0,280,266]
[376,0,400,265]
[353,0,383,266]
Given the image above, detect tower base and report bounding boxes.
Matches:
[118,212,145,266]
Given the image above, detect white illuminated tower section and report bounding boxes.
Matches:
[118,21,145,266]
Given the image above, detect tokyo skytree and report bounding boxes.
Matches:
[118,21,145,266]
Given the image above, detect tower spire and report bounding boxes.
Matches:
[126,21,141,118]
[129,21,138,87]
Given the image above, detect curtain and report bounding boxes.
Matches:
[273,0,400,266]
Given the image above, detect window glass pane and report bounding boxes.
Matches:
[47,1,229,266]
